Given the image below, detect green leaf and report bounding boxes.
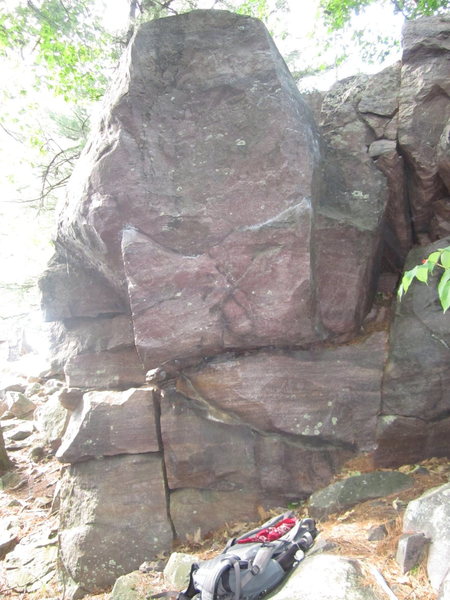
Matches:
[398,266,418,298]
[427,251,441,264]
[425,251,441,274]
[440,248,450,268]
[415,265,429,283]
[438,269,450,312]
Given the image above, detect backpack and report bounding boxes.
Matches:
[177,512,318,600]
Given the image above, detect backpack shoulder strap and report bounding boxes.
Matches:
[201,557,240,600]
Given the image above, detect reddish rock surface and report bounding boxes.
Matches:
[36,10,450,593]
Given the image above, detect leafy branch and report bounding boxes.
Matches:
[398,247,450,312]
[320,0,448,31]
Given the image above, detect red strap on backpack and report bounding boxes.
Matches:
[236,518,297,544]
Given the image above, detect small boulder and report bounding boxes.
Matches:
[2,383,26,394]
[368,139,397,158]
[403,482,450,590]
[396,532,429,573]
[367,524,388,542]
[1,391,35,419]
[3,420,34,442]
[0,471,27,491]
[164,552,199,590]
[24,382,43,398]
[34,393,68,448]
[57,387,84,411]
[308,471,413,519]
[110,571,144,600]
[42,379,65,396]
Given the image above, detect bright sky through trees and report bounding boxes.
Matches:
[101,0,403,88]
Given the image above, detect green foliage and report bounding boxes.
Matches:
[398,247,450,313]
[320,0,374,30]
[0,0,286,104]
[320,0,449,31]
[0,0,116,101]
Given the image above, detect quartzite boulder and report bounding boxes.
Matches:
[37,9,450,596]
[42,9,331,377]
[58,453,172,593]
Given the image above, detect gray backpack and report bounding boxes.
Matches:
[177,512,317,600]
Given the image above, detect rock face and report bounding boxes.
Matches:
[374,237,450,468]
[46,9,327,375]
[398,14,450,237]
[176,332,386,452]
[59,454,172,593]
[56,388,159,462]
[39,9,450,594]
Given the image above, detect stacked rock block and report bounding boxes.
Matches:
[39,10,450,593]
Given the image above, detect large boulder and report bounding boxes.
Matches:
[58,453,172,593]
[42,9,329,376]
[403,482,450,591]
[35,9,450,595]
